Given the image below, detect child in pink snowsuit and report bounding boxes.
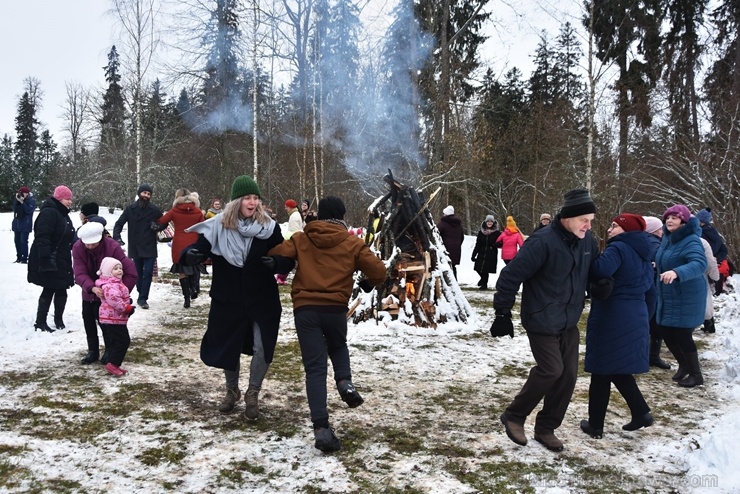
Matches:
[95,257,135,377]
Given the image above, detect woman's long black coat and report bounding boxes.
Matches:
[472,222,501,274]
[27,196,75,289]
[188,224,293,371]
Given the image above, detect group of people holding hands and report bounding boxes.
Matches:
[17,178,729,454]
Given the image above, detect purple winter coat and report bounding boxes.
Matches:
[73,237,137,303]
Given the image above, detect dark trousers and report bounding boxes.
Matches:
[82,300,108,353]
[505,326,580,432]
[659,325,697,355]
[14,231,29,261]
[477,271,490,288]
[588,374,649,429]
[133,257,155,303]
[100,323,130,367]
[295,310,351,426]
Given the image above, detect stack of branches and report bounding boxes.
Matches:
[348,171,475,328]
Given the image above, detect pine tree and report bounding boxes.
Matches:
[99,46,127,161]
[14,91,39,190]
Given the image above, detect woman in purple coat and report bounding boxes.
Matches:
[580,213,656,439]
[73,222,137,365]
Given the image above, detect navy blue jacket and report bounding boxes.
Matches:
[494,215,598,335]
[655,217,707,328]
[12,193,36,233]
[585,231,655,375]
[700,224,728,263]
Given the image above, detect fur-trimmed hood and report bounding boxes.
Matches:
[173,191,200,209]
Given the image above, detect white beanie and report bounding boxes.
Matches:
[97,257,122,277]
[443,205,455,216]
[643,216,663,234]
[78,222,104,244]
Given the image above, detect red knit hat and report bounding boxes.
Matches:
[53,185,73,201]
[19,186,30,194]
[285,199,297,209]
[612,213,646,232]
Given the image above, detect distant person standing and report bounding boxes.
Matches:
[696,208,729,295]
[437,205,464,279]
[471,215,501,290]
[533,213,551,232]
[492,188,598,452]
[498,215,524,264]
[275,199,303,285]
[205,198,222,219]
[12,185,36,264]
[113,184,162,309]
[28,185,76,332]
[73,202,109,243]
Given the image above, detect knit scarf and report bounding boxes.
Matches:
[186,214,275,268]
[481,226,496,236]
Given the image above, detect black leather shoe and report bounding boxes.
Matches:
[100,350,110,365]
[622,413,654,431]
[81,352,99,365]
[650,359,671,370]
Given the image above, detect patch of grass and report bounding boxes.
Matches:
[378,426,425,454]
[136,442,188,466]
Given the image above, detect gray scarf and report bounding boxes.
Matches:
[186,214,275,268]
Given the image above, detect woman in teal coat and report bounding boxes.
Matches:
[654,204,707,388]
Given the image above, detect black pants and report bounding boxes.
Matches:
[100,323,130,367]
[505,326,579,433]
[295,310,351,427]
[82,300,108,352]
[588,374,650,429]
[659,325,697,354]
[477,271,490,288]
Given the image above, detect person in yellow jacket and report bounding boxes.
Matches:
[269,196,386,453]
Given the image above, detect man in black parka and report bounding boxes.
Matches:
[113,184,162,309]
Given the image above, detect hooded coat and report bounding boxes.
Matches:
[498,227,524,261]
[268,220,387,309]
[654,217,707,329]
[27,196,76,289]
[156,192,204,264]
[472,220,501,274]
[585,231,656,375]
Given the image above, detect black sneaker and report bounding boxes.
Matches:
[337,380,364,408]
[138,301,149,309]
[314,427,341,452]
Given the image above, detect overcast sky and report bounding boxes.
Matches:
[0,0,578,145]
[0,0,115,139]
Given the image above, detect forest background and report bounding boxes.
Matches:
[1,0,738,260]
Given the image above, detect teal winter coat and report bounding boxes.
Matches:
[654,217,707,329]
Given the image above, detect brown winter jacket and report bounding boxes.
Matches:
[268,220,386,309]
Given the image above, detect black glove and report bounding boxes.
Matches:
[471,255,476,262]
[490,308,514,338]
[261,256,276,273]
[359,279,375,293]
[16,193,24,202]
[150,221,161,231]
[183,247,206,266]
[590,278,614,300]
[115,237,125,246]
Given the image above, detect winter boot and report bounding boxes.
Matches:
[663,339,689,381]
[314,426,342,452]
[244,386,260,420]
[34,297,54,332]
[218,386,241,414]
[622,412,654,431]
[81,345,100,365]
[678,352,704,388]
[649,337,671,369]
[337,379,364,408]
[53,292,67,330]
[190,272,200,299]
[100,349,110,365]
[701,318,716,334]
[579,419,603,439]
[180,278,191,308]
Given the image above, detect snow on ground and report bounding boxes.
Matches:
[0,207,738,492]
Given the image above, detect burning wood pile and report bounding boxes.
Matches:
[348,172,475,327]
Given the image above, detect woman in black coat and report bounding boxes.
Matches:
[181,176,294,421]
[28,186,76,332]
[471,215,501,289]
